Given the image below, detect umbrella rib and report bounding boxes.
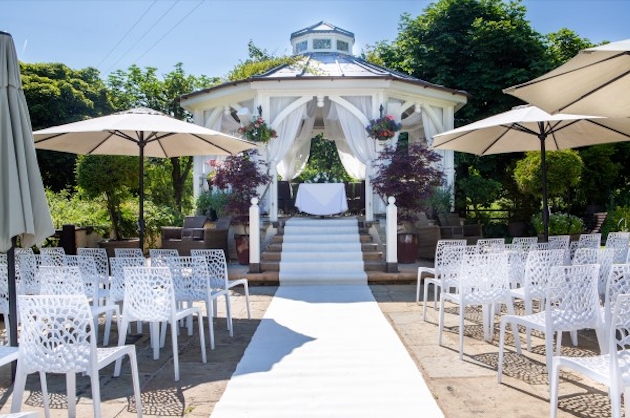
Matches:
[558,67,630,113]
[479,127,513,155]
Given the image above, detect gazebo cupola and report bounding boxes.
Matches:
[290,21,355,55]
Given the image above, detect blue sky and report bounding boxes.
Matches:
[2,0,629,79]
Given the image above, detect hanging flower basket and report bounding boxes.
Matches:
[365,115,402,141]
[238,116,278,144]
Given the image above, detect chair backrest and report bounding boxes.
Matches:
[606,232,630,264]
[114,248,144,258]
[77,248,110,282]
[548,235,571,249]
[164,256,210,302]
[545,264,602,332]
[512,237,538,246]
[604,264,630,330]
[17,294,95,374]
[149,249,180,266]
[439,245,471,289]
[38,266,86,296]
[0,254,6,265]
[476,238,506,254]
[40,247,66,266]
[572,247,615,297]
[109,256,146,302]
[458,251,510,304]
[16,254,41,295]
[190,249,228,289]
[63,255,101,302]
[522,249,566,300]
[122,266,175,323]
[433,240,467,275]
[0,265,9,313]
[607,294,630,383]
[438,213,461,227]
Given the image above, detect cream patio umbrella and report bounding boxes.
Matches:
[504,39,630,117]
[431,105,630,240]
[0,31,55,348]
[33,107,256,249]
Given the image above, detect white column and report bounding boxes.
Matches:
[249,198,260,270]
[270,163,278,222]
[386,196,398,272]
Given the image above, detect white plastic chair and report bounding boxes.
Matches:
[512,237,538,247]
[438,251,514,359]
[16,254,41,295]
[108,256,146,334]
[190,249,251,330]
[115,266,207,381]
[77,248,110,285]
[165,256,230,349]
[508,249,566,350]
[569,233,602,260]
[149,249,179,266]
[39,247,65,266]
[599,264,630,355]
[498,264,605,381]
[11,295,142,418]
[572,247,615,299]
[606,231,630,264]
[37,265,120,347]
[0,265,12,343]
[475,238,506,253]
[418,239,467,320]
[114,248,144,258]
[550,293,630,418]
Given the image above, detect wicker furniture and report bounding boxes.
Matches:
[161,216,230,256]
[414,213,442,260]
[437,213,483,245]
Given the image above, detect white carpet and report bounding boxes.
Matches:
[210,285,444,418]
[279,217,367,286]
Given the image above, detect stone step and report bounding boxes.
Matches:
[261,251,383,262]
[264,242,380,253]
[273,234,374,243]
[261,259,386,272]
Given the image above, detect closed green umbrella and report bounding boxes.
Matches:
[0,31,55,348]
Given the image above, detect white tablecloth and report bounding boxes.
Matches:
[295,183,348,216]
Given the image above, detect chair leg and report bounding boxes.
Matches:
[545,331,555,377]
[114,321,130,376]
[126,349,143,418]
[197,312,207,364]
[225,293,233,336]
[10,362,27,414]
[570,330,578,346]
[243,283,251,320]
[90,370,102,418]
[438,296,446,346]
[66,372,77,418]
[207,299,216,350]
[171,321,180,382]
[498,318,507,384]
[549,359,561,418]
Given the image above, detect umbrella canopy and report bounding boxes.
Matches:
[504,39,630,117]
[33,107,256,248]
[1,31,55,348]
[432,105,630,240]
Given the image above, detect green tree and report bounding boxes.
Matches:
[458,166,502,221]
[295,134,354,183]
[20,62,113,190]
[513,150,583,212]
[226,41,298,81]
[75,155,139,240]
[575,144,620,210]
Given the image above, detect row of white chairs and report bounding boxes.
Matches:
[418,236,630,418]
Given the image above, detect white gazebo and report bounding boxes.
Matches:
[181,21,468,222]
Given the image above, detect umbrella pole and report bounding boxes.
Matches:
[538,125,549,242]
[7,236,18,379]
[138,137,145,251]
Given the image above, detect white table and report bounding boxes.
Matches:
[295,183,348,216]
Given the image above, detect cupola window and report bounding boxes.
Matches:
[313,38,332,50]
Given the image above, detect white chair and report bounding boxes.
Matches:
[37,265,120,347]
[508,249,566,350]
[190,249,251,332]
[108,257,146,334]
[115,266,207,381]
[498,264,605,381]
[149,249,179,266]
[438,250,514,359]
[599,264,630,354]
[39,247,65,266]
[0,265,12,343]
[16,254,41,295]
[77,248,110,285]
[114,248,144,258]
[569,233,602,260]
[512,237,538,247]
[606,231,630,264]
[572,247,615,299]
[547,235,571,263]
[165,256,230,349]
[475,238,505,253]
[11,295,142,418]
[418,239,467,320]
[550,293,630,418]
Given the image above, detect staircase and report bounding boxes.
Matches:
[260,217,386,284]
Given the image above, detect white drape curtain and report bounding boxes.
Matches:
[277,99,317,180]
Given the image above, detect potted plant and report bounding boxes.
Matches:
[209,149,271,264]
[365,109,402,141]
[531,212,585,240]
[371,142,445,263]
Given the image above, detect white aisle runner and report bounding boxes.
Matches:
[210,285,444,417]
